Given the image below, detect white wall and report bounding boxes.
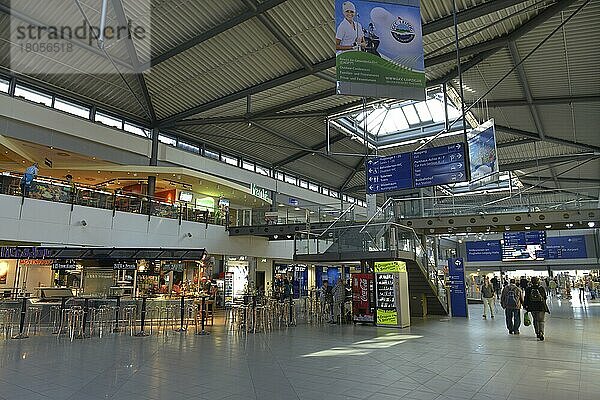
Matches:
[0,194,295,260]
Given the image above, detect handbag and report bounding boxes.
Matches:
[523,311,531,326]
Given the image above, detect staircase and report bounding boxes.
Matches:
[294,203,448,316]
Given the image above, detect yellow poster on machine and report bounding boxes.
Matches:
[377,309,398,326]
[374,261,406,273]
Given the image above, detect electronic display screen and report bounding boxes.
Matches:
[502,231,546,261]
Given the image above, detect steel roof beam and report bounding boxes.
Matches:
[428,48,501,86]
[422,0,528,35]
[501,153,598,171]
[425,0,580,67]
[241,0,313,71]
[474,94,600,107]
[273,133,347,168]
[340,156,367,191]
[520,176,600,184]
[147,0,289,68]
[496,125,600,152]
[176,111,326,126]
[496,138,538,148]
[251,121,354,171]
[159,58,335,126]
[111,0,156,124]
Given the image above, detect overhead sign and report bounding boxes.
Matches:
[374,260,406,273]
[413,143,467,188]
[288,198,299,206]
[465,240,502,262]
[366,153,412,194]
[544,236,587,259]
[250,184,272,205]
[52,260,77,270]
[113,262,137,270]
[448,258,467,317]
[0,247,52,259]
[162,262,184,272]
[467,119,499,188]
[335,0,425,100]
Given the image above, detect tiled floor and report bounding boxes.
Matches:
[1,292,599,400]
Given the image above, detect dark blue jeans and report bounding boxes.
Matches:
[505,308,521,333]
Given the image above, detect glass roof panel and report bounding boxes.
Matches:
[402,105,420,125]
[415,102,432,121]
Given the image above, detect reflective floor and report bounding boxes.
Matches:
[1,293,599,400]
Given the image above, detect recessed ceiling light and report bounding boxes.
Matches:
[545,225,552,229]
[278,204,284,207]
[588,222,596,228]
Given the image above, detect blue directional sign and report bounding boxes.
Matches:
[448,258,468,318]
[413,143,467,188]
[366,152,413,194]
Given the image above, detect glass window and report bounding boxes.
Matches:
[205,148,219,160]
[14,85,52,106]
[321,187,329,196]
[402,105,420,125]
[330,190,339,199]
[256,164,270,176]
[242,161,255,171]
[415,101,433,121]
[342,195,348,201]
[95,111,123,129]
[158,134,176,146]
[124,122,150,138]
[221,153,238,166]
[299,180,308,189]
[0,78,9,93]
[54,97,90,119]
[309,183,319,192]
[275,172,284,181]
[348,197,356,204]
[285,175,297,185]
[178,141,199,153]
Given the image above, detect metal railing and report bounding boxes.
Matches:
[0,171,218,226]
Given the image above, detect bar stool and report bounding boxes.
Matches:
[0,308,17,339]
[122,305,137,336]
[25,306,42,336]
[67,306,85,341]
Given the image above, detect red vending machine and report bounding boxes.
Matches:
[351,273,375,323]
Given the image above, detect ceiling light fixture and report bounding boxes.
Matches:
[588,222,596,228]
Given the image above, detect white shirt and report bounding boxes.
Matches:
[336,19,363,54]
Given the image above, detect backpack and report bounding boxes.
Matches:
[529,286,543,302]
[506,288,518,308]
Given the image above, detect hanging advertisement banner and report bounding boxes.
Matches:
[467,119,499,189]
[335,0,425,100]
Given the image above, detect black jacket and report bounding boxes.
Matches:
[524,284,549,313]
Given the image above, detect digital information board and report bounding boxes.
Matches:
[466,240,502,262]
[502,231,546,261]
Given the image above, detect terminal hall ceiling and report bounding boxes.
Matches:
[0,0,598,200]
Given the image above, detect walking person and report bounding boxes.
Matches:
[524,277,550,341]
[20,162,39,197]
[481,277,495,319]
[501,279,523,335]
[491,275,501,300]
[549,279,557,297]
[331,279,345,324]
